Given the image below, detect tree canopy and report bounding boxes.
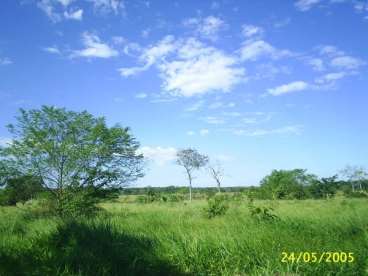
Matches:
[0,106,144,212]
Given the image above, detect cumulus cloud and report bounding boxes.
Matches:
[37,0,62,22]
[239,40,291,61]
[57,0,74,6]
[88,0,125,15]
[183,16,225,41]
[307,58,325,71]
[160,48,244,97]
[72,32,119,58]
[43,46,61,54]
[316,72,348,84]
[241,24,263,38]
[64,8,83,20]
[295,0,321,11]
[138,146,177,166]
[120,36,245,97]
[330,56,365,70]
[268,81,309,96]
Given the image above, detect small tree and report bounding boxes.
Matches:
[208,160,224,193]
[260,169,316,199]
[0,106,144,216]
[176,148,208,202]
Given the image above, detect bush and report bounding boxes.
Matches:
[247,200,279,222]
[344,191,368,198]
[50,188,101,218]
[203,195,229,218]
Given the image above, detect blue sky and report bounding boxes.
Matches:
[0,0,367,187]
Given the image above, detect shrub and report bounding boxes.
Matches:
[167,194,184,202]
[50,188,101,218]
[203,195,229,218]
[247,199,279,222]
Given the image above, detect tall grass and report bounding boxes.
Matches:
[1,198,367,275]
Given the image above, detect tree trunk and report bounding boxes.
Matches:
[216,179,221,193]
[189,180,192,202]
[186,168,192,202]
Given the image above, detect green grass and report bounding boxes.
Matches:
[1,198,368,275]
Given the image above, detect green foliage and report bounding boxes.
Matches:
[308,175,339,199]
[54,188,101,218]
[247,199,279,222]
[260,169,316,199]
[0,106,144,216]
[203,194,229,218]
[0,176,44,205]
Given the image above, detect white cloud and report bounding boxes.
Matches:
[307,58,325,71]
[295,0,321,11]
[233,125,302,136]
[57,0,74,7]
[112,36,126,45]
[37,0,62,22]
[319,45,345,57]
[64,8,83,20]
[186,130,195,136]
[72,32,119,58]
[0,57,12,65]
[199,129,209,136]
[241,24,263,38]
[316,72,347,84]
[183,16,225,41]
[138,146,177,166]
[119,35,176,76]
[120,36,245,97]
[268,81,309,96]
[160,40,245,97]
[239,40,291,61]
[330,56,365,70]
[89,0,125,15]
[135,93,148,99]
[43,46,61,54]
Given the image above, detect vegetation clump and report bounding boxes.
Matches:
[203,194,229,218]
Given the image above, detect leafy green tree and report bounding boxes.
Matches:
[176,148,208,202]
[2,176,44,205]
[260,169,316,199]
[308,175,339,199]
[0,106,144,215]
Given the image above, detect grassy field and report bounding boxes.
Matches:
[1,197,368,275]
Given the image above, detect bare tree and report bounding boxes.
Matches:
[176,148,208,202]
[339,165,368,192]
[208,160,224,193]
